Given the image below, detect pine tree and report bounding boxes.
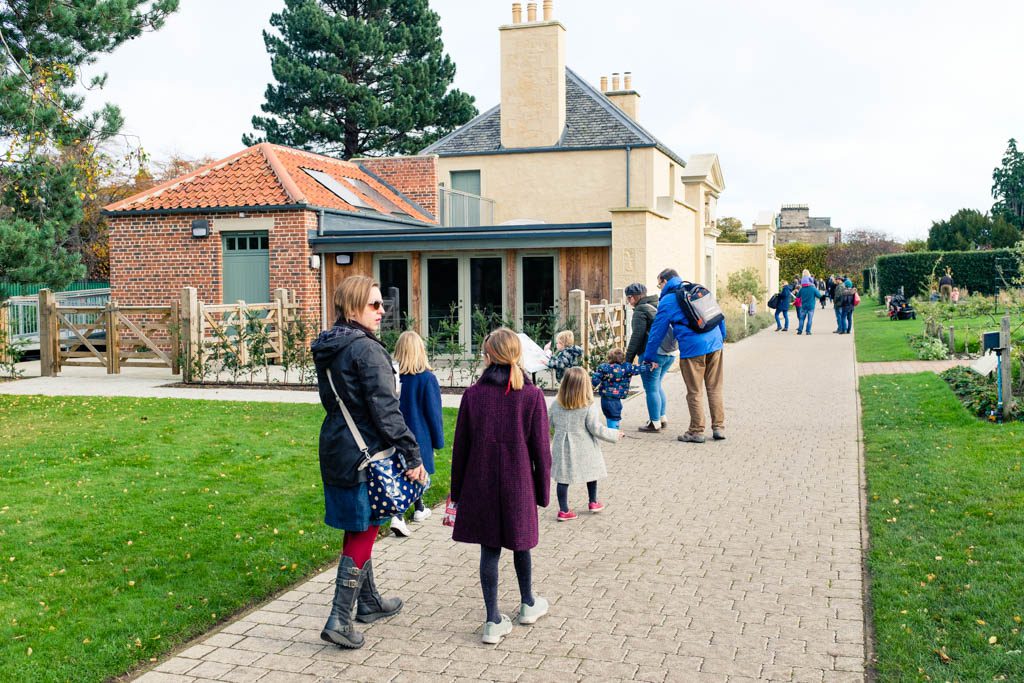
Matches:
[243,0,477,159]
[992,138,1024,230]
[0,0,178,289]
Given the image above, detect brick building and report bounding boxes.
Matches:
[103,143,437,324]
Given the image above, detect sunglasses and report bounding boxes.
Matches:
[367,300,385,310]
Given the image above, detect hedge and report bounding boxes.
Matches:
[875,249,1021,302]
[776,243,828,284]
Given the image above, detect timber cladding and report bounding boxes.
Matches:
[561,247,609,302]
[107,209,320,322]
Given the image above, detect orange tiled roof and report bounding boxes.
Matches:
[104,143,431,222]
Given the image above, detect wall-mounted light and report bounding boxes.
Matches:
[335,253,353,266]
[191,219,210,238]
[309,254,321,269]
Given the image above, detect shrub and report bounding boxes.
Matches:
[941,366,1020,421]
[725,267,766,302]
[724,311,774,343]
[876,249,1021,303]
[776,243,828,283]
[908,334,949,360]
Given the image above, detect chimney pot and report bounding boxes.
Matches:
[624,72,632,90]
[512,2,522,23]
[611,73,621,91]
[543,0,553,20]
[600,76,608,92]
[527,2,537,22]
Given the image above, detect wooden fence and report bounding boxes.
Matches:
[566,288,628,364]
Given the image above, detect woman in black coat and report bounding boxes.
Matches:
[311,275,427,650]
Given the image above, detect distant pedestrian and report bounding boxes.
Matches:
[775,281,794,332]
[393,330,444,536]
[643,268,727,444]
[624,282,678,432]
[747,294,757,316]
[797,279,822,335]
[833,277,848,333]
[549,367,623,522]
[546,330,583,381]
[951,286,960,304]
[451,328,552,645]
[591,347,641,429]
[838,279,857,334]
[939,269,954,303]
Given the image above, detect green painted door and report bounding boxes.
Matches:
[223,232,270,303]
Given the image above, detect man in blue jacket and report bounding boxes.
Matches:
[642,268,727,444]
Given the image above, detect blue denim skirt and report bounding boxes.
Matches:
[323,482,386,532]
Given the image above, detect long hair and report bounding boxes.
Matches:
[393,330,431,375]
[557,366,592,410]
[483,327,524,391]
[334,275,378,323]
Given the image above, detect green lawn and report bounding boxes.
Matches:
[853,303,922,362]
[0,395,455,683]
[861,373,1024,681]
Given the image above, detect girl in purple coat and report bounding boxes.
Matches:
[451,327,553,644]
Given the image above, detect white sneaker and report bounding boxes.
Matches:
[518,595,549,625]
[482,614,513,644]
[390,516,411,537]
[412,507,432,523]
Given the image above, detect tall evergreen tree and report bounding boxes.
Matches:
[992,138,1024,230]
[243,0,477,159]
[0,0,178,289]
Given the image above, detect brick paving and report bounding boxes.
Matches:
[135,328,867,682]
[856,358,971,376]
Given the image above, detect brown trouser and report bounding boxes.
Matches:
[940,284,952,302]
[678,349,725,433]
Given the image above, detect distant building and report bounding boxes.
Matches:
[772,204,842,245]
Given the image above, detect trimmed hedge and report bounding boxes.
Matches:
[875,249,1021,301]
[776,243,828,284]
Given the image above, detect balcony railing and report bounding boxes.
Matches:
[438,187,495,227]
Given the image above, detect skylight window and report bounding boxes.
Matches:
[302,168,375,211]
[346,177,408,216]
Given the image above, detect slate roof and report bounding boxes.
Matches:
[105,143,433,223]
[421,68,687,167]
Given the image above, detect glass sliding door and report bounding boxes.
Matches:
[521,255,556,341]
[469,257,503,350]
[377,257,410,326]
[426,258,460,346]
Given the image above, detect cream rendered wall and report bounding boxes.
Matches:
[438,149,628,224]
[716,242,780,303]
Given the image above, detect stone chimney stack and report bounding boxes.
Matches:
[606,70,640,121]
[500,1,567,149]
[512,3,521,23]
[600,76,608,92]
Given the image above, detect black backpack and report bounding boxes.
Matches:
[673,281,725,333]
[767,293,780,310]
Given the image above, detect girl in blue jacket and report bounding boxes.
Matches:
[393,331,445,535]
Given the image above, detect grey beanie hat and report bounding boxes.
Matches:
[624,282,646,297]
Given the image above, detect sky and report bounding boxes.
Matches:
[83,0,1024,241]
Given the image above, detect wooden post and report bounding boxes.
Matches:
[926,319,935,336]
[180,287,200,383]
[611,287,625,341]
[105,302,120,374]
[567,289,586,349]
[1000,316,1013,420]
[38,289,56,376]
[936,324,944,343]
[169,303,181,376]
[948,325,956,355]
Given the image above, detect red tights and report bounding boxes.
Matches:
[342,527,377,568]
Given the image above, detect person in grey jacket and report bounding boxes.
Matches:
[311,275,426,650]
[625,282,678,432]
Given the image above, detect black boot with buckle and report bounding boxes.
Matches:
[321,556,365,649]
[355,558,403,623]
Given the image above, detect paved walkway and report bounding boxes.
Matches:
[856,358,971,376]
[134,327,867,683]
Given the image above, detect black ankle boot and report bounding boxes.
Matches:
[355,558,403,623]
[321,556,365,649]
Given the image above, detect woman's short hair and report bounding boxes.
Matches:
[657,268,679,282]
[555,330,574,346]
[334,275,378,322]
[393,330,431,375]
[624,282,646,297]
[607,347,625,364]
[557,366,593,410]
[483,327,524,391]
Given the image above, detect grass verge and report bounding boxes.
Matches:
[854,303,921,362]
[0,395,454,683]
[861,373,1024,680]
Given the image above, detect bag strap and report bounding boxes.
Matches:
[326,368,395,470]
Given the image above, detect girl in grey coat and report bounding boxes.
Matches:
[548,367,623,521]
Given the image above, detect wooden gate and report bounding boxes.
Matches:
[566,288,627,366]
[107,305,180,374]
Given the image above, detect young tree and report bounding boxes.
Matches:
[716,217,748,243]
[992,138,1024,229]
[244,0,477,159]
[826,229,903,282]
[0,0,178,288]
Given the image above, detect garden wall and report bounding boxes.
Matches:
[876,249,1021,301]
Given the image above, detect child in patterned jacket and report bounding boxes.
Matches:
[545,329,584,381]
[590,347,642,428]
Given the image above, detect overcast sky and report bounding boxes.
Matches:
[84,0,1024,240]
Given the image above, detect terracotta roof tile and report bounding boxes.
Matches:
[105,143,431,222]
